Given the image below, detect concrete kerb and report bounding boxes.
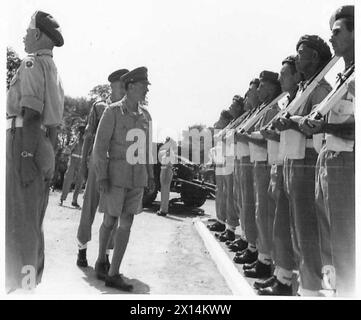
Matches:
[193,217,256,297]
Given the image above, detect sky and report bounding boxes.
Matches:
[3,0,355,143]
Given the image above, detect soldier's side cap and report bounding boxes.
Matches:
[329,5,354,29]
[220,109,233,121]
[259,71,280,85]
[108,69,129,83]
[296,35,332,61]
[282,55,297,67]
[31,11,64,47]
[120,66,151,85]
[249,78,260,87]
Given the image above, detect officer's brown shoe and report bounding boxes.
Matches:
[207,221,226,232]
[228,238,248,252]
[253,275,277,290]
[243,260,257,270]
[76,249,88,268]
[257,279,293,296]
[216,229,235,242]
[95,261,110,280]
[105,274,133,292]
[243,260,272,279]
[233,249,258,264]
[157,210,167,216]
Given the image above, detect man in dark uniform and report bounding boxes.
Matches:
[299,5,355,296]
[59,124,85,208]
[93,67,154,291]
[76,69,129,268]
[6,11,64,292]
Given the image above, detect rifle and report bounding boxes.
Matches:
[307,64,355,120]
[264,55,340,130]
[235,92,287,134]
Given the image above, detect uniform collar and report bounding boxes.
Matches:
[34,49,53,57]
[122,98,144,116]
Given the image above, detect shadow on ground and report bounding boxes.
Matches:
[78,266,150,295]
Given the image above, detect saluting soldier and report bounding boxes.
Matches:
[273,35,332,296]
[235,71,281,280]
[59,124,85,208]
[6,11,64,292]
[257,56,302,295]
[93,67,154,291]
[299,5,355,296]
[76,69,129,268]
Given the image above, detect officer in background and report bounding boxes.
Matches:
[300,5,355,296]
[274,35,332,296]
[59,124,85,208]
[6,11,64,292]
[157,137,177,216]
[93,67,154,291]
[76,69,129,268]
[257,55,302,295]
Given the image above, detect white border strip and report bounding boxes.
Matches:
[193,217,255,296]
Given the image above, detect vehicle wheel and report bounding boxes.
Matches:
[180,183,207,208]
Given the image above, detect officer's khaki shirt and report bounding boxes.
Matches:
[93,98,152,188]
[7,49,64,127]
[279,78,332,159]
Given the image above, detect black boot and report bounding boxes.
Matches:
[216,229,235,242]
[254,275,277,290]
[257,279,293,296]
[228,238,248,252]
[77,248,88,268]
[243,260,272,279]
[233,249,258,264]
[207,221,226,232]
[243,260,257,270]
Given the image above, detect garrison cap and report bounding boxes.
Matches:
[30,11,64,47]
[108,69,129,83]
[250,78,260,87]
[296,35,332,62]
[120,66,151,86]
[329,5,354,29]
[282,55,297,68]
[259,71,280,86]
[220,109,233,121]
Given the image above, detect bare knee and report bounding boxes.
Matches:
[118,214,134,232]
[103,214,117,229]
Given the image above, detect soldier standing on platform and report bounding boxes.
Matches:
[6,11,64,292]
[299,5,355,296]
[93,67,154,291]
[76,69,129,268]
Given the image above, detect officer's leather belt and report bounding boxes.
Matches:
[6,116,47,132]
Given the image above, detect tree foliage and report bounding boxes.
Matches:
[7,47,21,89]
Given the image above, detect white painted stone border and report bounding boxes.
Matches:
[193,217,256,297]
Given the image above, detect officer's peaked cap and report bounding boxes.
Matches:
[120,67,151,86]
[108,69,129,83]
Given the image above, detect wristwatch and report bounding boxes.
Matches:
[21,151,34,158]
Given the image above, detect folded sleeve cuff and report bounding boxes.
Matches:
[20,95,44,114]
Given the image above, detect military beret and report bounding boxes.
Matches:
[120,66,151,86]
[30,11,64,47]
[259,71,280,85]
[329,5,354,29]
[233,95,244,105]
[282,55,297,67]
[108,69,129,83]
[296,35,332,61]
[249,78,260,87]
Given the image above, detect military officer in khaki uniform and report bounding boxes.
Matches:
[59,125,85,208]
[274,35,332,296]
[299,6,355,296]
[76,69,129,268]
[93,67,154,291]
[6,11,64,292]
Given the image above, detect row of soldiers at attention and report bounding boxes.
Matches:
[207,5,355,297]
